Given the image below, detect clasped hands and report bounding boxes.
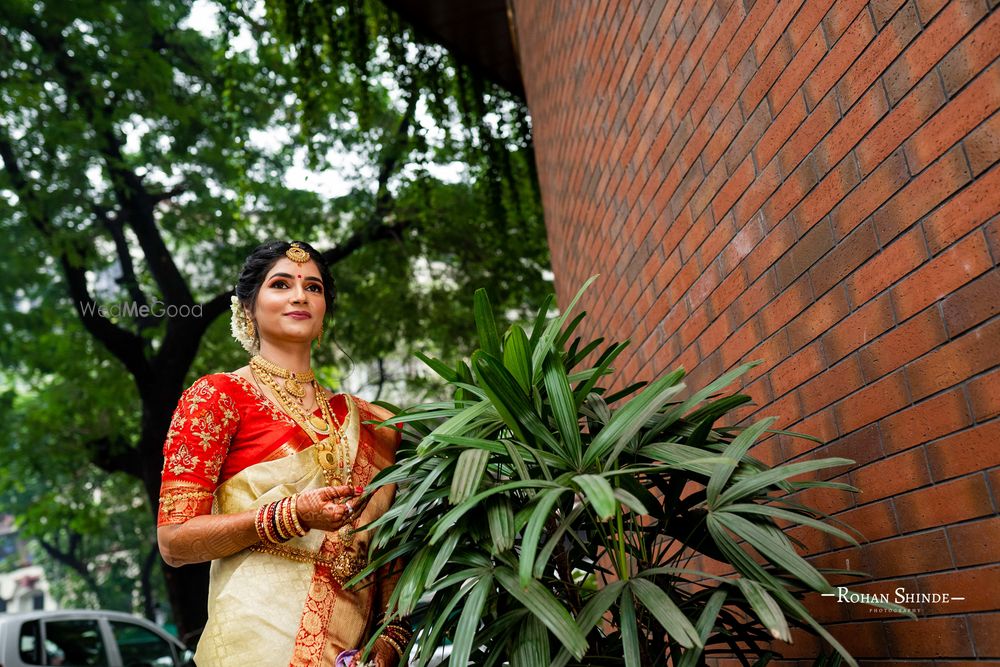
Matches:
[296,484,371,532]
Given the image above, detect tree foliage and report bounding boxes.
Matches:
[0,0,549,631]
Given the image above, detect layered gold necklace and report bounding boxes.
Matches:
[250,354,352,485]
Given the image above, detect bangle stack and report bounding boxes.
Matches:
[377,622,412,659]
[254,494,308,544]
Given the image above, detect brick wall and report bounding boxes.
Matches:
[510,0,999,663]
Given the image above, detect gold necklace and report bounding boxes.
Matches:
[251,354,315,400]
[250,367,352,485]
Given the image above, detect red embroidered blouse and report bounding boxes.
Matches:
[157,372,361,526]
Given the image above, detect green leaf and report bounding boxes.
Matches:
[550,581,624,667]
[472,351,562,454]
[619,586,641,667]
[630,578,701,648]
[676,589,727,667]
[450,448,491,504]
[543,348,582,463]
[642,362,759,446]
[475,287,502,357]
[713,511,830,592]
[613,487,649,515]
[531,274,598,381]
[520,487,568,586]
[450,575,492,666]
[706,417,775,509]
[495,567,588,660]
[573,341,629,410]
[721,504,859,547]
[736,578,790,642]
[503,324,533,392]
[583,371,686,468]
[716,457,854,507]
[511,615,550,667]
[640,442,736,476]
[414,350,460,382]
[487,496,515,554]
[573,474,617,520]
[429,480,560,544]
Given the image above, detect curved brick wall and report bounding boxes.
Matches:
[510,0,999,663]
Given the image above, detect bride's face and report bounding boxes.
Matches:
[252,257,326,345]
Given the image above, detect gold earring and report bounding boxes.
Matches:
[316,324,323,345]
[245,317,256,339]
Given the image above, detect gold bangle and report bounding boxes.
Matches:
[277,497,294,540]
[254,505,269,543]
[289,494,308,537]
[377,634,404,658]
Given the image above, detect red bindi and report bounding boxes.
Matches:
[297,274,302,278]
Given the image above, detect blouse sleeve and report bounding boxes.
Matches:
[157,375,240,526]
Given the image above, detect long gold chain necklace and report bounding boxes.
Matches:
[250,359,352,485]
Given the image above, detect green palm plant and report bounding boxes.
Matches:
[351,277,909,667]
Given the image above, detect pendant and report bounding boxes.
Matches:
[284,378,306,398]
[309,415,331,434]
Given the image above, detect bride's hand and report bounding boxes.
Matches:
[296,485,370,532]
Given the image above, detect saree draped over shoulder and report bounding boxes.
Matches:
[157,373,402,667]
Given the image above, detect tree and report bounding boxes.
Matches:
[0,0,548,635]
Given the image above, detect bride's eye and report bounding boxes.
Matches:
[270,280,288,288]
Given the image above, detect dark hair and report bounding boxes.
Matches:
[235,240,336,318]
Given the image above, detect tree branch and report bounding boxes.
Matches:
[83,435,142,478]
[17,17,195,308]
[93,204,156,329]
[0,134,152,381]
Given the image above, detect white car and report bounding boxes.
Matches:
[0,610,193,667]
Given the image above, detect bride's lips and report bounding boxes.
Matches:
[284,311,311,319]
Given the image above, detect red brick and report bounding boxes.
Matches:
[947,515,1000,567]
[968,367,1000,421]
[863,529,953,577]
[938,6,1000,96]
[926,420,1000,481]
[770,341,824,398]
[970,612,1000,658]
[823,294,896,363]
[800,356,866,415]
[872,144,973,245]
[882,0,988,105]
[778,91,841,181]
[856,70,949,177]
[922,162,1000,253]
[759,272,811,336]
[754,92,807,169]
[880,387,971,454]
[822,422,886,469]
[787,284,850,350]
[836,498,899,543]
[905,60,1000,174]
[893,474,994,532]
[810,221,881,296]
[869,0,908,30]
[837,2,920,110]
[858,306,948,381]
[851,446,930,504]
[831,148,910,238]
[814,82,891,176]
[987,216,1000,261]
[964,110,1000,175]
[942,270,1000,336]
[784,407,839,455]
[791,155,861,235]
[890,231,992,321]
[905,316,1000,400]
[768,28,826,114]
[774,219,834,288]
[835,371,911,435]
[884,615,974,657]
[830,620,892,658]
[711,155,754,222]
[916,565,1000,615]
[845,227,927,307]
[740,33,793,116]
[802,8,876,109]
